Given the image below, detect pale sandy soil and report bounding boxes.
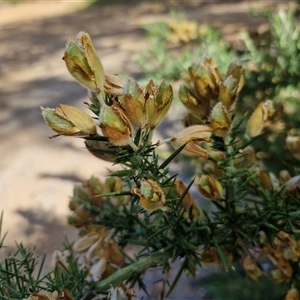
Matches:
[0,0,285,297]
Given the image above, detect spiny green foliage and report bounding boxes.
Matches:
[136,10,234,83]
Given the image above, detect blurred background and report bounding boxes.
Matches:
[0,0,289,279]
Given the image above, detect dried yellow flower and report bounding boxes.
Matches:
[210,102,231,137]
[196,174,223,200]
[99,102,135,148]
[178,85,210,120]
[41,104,96,138]
[88,257,107,281]
[171,125,212,158]
[63,32,104,92]
[119,79,147,129]
[188,58,218,101]
[144,80,173,129]
[246,100,273,137]
[132,179,167,211]
[104,73,127,96]
[73,233,101,253]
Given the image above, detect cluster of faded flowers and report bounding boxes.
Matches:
[32,31,300,299]
[40,31,272,211]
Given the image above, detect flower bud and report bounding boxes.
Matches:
[132,179,167,211]
[196,174,223,200]
[63,32,104,92]
[41,104,96,138]
[171,125,212,158]
[104,73,127,96]
[210,102,231,137]
[246,101,272,137]
[99,102,134,147]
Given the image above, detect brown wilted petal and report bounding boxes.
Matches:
[171,125,212,158]
[104,73,127,96]
[88,257,107,281]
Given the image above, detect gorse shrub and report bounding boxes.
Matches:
[136,5,300,177]
[136,11,234,83]
[1,23,300,300]
[237,4,300,175]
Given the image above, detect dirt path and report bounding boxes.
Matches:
[0,0,285,296]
